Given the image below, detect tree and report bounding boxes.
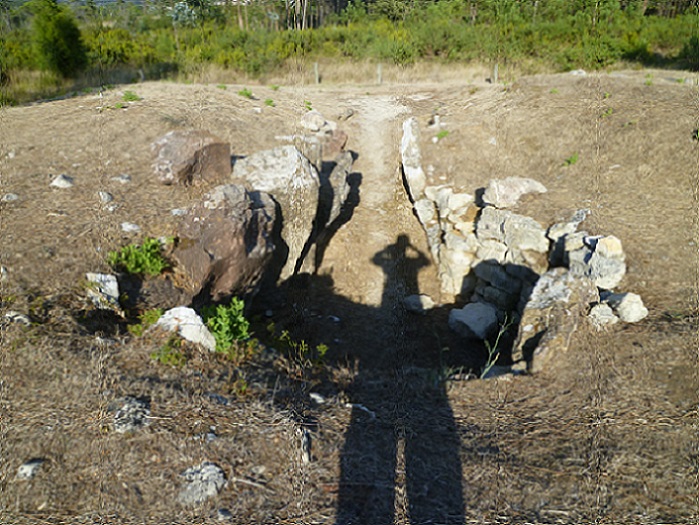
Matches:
[28,0,86,77]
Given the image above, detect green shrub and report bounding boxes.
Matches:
[128,308,164,337]
[107,238,170,277]
[29,0,87,77]
[151,336,186,367]
[681,35,699,70]
[237,87,253,98]
[122,90,141,101]
[201,298,252,359]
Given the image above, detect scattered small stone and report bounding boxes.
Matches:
[206,393,231,406]
[337,108,354,121]
[5,311,31,326]
[327,315,341,323]
[0,266,7,283]
[300,428,312,464]
[50,174,74,189]
[112,174,131,184]
[155,307,217,352]
[120,222,141,233]
[588,303,619,330]
[403,294,435,314]
[2,193,19,202]
[569,69,587,76]
[178,462,227,506]
[309,392,327,405]
[6,149,16,160]
[98,191,113,204]
[109,396,150,433]
[16,458,45,480]
[170,208,187,217]
[86,273,121,311]
[217,508,233,521]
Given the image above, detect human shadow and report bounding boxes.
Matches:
[334,234,466,525]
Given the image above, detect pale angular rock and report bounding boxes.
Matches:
[172,185,276,302]
[50,174,74,189]
[109,396,150,433]
[5,311,31,326]
[476,207,508,243]
[98,191,113,204]
[2,193,19,202]
[502,214,549,253]
[323,150,353,227]
[513,268,599,374]
[414,198,437,227]
[155,307,216,352]
[568,234,626,290]
[401,117,427,201]
[86,273,121,311]
[232,146,319,279]
[482,177,547,208]
[178,462,226,506]
[449,301,499,340]
[300,110,331,133]
[152,130,230,186]
[120,222,140,233]
[404,294,435,314]
[588,303,619,330]
[603,292,648,323]
[16,459,45,480]
[476,239,508,264]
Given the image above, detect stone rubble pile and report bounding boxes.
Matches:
[401,118,648,374]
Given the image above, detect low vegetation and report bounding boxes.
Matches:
[1,1,698,105]
[106,237,170,277]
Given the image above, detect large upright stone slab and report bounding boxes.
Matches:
[172,184,276,301]
[232,146,320,279]
[401,117,427,201]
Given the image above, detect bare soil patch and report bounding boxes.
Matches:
[1,69,698,524]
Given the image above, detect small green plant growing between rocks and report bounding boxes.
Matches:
[480,316,512,379]
[563,152,579,166]
[304,100,313,111]
[265,98,275,107]
[107,238,170,277]
[601,107,614,118]
[238,87,254,99]
[151,336,186,367]
[693,129,699,141]
[267,322,328,372]
[122,90,141,102]
[202,298,257,363]
[128,308,163,337]
[270,84,280,91]
[216,84,227,90]
[549,88,559,94]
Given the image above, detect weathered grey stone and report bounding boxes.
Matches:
[476,239,508,264]
[4,311,31,326]
[401,117,427,201]
[111,174,131,184]
[98,191,113,204]
[414,198,437,227]
[424,185,453,215]
[2,193,19,202]
[86,273,121,312]
[172,184,276,301]
[602,292,648,323]
[473,261,522,295]
[502,214,549,253]
[404,294,435,314]
[513,268,599,374]
[155,307,216,352]
[473,283,520,311]
[232,145,319,279]
[482,177,547,208]
[323,150,353,227]
[568,234,626,290]
[120,222,141,233]
[588,303,619,330]
[109,396,150,433]
[16,459,45,480]
[301,110,333,133]
[50,174,74,189]
[152,130,230,186]
[178,462,227,506]
[448,301,499,340]
[476,207,508,243]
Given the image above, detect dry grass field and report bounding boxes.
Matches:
[1,67,698,524]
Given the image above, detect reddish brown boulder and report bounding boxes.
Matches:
[171,185,276,302]
[152,130,230,186]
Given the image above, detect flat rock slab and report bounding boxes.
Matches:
[155,307,216,352]
[482,177,547,209]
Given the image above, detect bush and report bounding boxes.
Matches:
[681,35,699,70]
[28,0,86,77]
[107,238,170,277]
[201,298,251,357]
